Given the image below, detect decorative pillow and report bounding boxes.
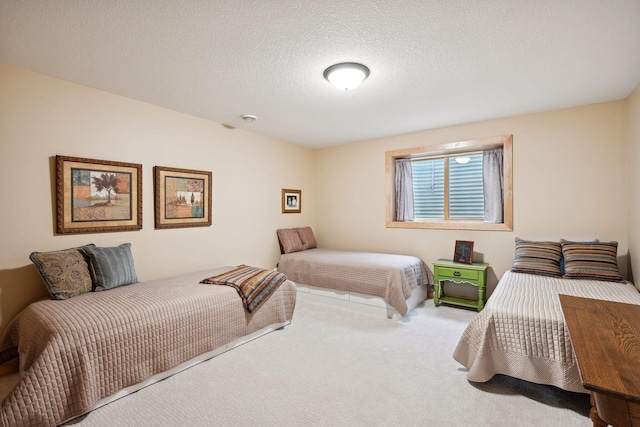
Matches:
[561,241,623,282]
[29,245,95,300]
[83,243,139,290]
[559,239,599,275]
[296,227,317,250]
[511,238,562,277]
[276,229,304,254]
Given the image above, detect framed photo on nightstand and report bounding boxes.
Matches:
[453,240,474,264]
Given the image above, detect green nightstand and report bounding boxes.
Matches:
[432,259,489,311]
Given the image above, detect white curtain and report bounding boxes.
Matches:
[483,148,504,223]
[395,158,414,221]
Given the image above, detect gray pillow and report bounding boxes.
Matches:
[29,245,95,300]
[83,243,139,290]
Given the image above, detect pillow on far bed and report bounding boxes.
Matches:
[29,245,95,300]
[277,228,305,254]
[296,227,317,250]
[83,243,139,291]
[561,241,623,282]
[559,238,598,275]
[511,238,563,277]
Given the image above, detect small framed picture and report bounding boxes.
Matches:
[282,189,301,213]
[453,240,474,264]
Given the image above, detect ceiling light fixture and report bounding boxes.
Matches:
[241,114,257,123]
[323,62,370,91]
[454,156,471,164]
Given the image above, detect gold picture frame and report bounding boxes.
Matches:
[282,189,301,213]
[154,166,212,229]
[56,155,142,234]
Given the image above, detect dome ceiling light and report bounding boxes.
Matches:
[323,62,370,91]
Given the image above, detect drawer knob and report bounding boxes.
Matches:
[454,271,461,277]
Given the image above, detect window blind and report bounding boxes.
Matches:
[449,155,484,219]
[411,153,484,220]
[412,158,444,218]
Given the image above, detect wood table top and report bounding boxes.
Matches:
[560,294,640,404]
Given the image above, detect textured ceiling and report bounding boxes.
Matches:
[1,1,639,148]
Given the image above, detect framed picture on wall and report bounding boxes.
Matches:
[56,155,143,234]
[453,240,474,264]
[154,166,212,229]
[282,189,301,213]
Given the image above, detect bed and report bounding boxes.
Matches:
[453,239,640,393]
[0,257,296,427]
[276,227,433,318]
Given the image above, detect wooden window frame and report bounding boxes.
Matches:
[386,135,513,231]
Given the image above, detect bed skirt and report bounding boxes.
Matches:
[295,282,429,319]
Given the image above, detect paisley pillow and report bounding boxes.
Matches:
[30,245,94,300]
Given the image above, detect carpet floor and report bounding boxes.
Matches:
[62,295,590,426]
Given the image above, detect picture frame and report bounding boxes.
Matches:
[282,189,301,214]
[56,155,142,234]
[453,240,474,264]
[154,166,212,229]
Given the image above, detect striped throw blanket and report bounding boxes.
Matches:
[200,266,288,313]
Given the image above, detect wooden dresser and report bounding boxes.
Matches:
[560,294,640,427]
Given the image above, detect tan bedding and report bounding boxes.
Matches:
[0,267,297,427]
[277,248,433,316]
[453,270,640,393]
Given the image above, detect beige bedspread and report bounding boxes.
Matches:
[278,248,433,315]
[0,267,297,427]
[453,270,640,393]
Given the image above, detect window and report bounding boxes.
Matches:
[412,153,484,220]
[386,135,512,231]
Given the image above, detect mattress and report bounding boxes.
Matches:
[0,267,297,427]
[278,248,433,316]
[453,270,640,393]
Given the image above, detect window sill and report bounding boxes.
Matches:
[386,220,512,231]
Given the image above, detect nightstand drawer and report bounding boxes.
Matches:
[437,267,479,281]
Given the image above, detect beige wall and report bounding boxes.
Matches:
[315,101,629,294]
[0,63,315,332]
[0,60,635,332]
[628,82,640,283]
